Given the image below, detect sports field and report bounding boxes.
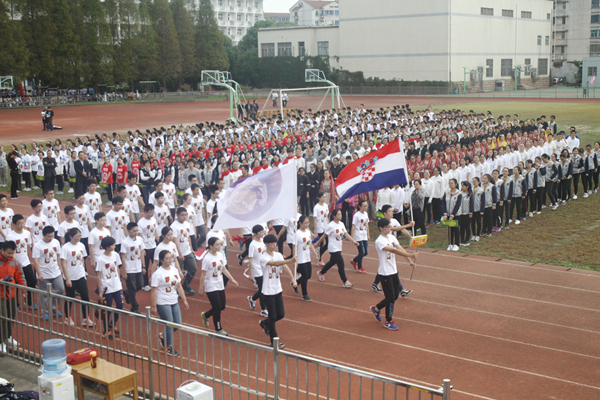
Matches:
[1,96,600,400]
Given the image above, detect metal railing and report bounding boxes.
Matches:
[0,281,451,400]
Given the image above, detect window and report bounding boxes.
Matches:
[547,13,551,20]
[521,11,532,18]
[486,59,493,77]
[237,28,242,35]
[594,0,600,8]
[335,10,339,15]
[245,14,249,21]
[261,43,274,57]
[591,44,600,56]
[218,0,223,6]
[317,41,329,57]
[592,29,600,37]
[545,36,550,45]
[561,31,566,39]
[277,42,292,56]
[218,13,223,20]
[537,35,542,45]
[501,59,513,76]
[237,13,242,21]
[593,15,600,23]
[525,58,531,66]
[237,0,241,6]
[481,7,493,16]
[561,16,566,24]
[502,9,513,17]
[538,59,548,75]
[559,45,565,54]
[298,41,305,56]
[255,15,259,21]
[335,20,339,25]
[589,67,598,76]
[254,1,258,7]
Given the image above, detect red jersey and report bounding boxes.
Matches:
[101,164,113,184]
[131,161,140,177]
[117,165,128,183]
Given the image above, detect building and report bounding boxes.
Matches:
[265,12,291,23]
[289,1,339,27]
[582,57,600,87]
[258,0,554,91]
[211,0,264,45]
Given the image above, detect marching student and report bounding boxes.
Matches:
[153,226,183,277]
[105,196,130,253]
[84,180,102,223]
[509,167,527,222]
[543,155,559,210]
[0,195,14,243]
[295,215,318,301]
[571,148,583,200]
[151,249,189,356]
[95,236,123,340]
[525,160,537,218]
[60,228,93,327]
[558,152,573,204]
[470,177,483,241]
[8,215,36,309]
[32,226,65,319]
[258,234,297,349]
[58,205,81,245]
[480,174,497,237]
[138,204,159,291]
[583,144,596,197]
[534,157,547,213]
[42,189,61,228]
[88,212,111,270]
[312,192,329,265]
[247,224,268,316]
[369,218,417,331]
[120,222,145,313]
[25,199,47,245]
[499,168,512,230]
[125,173,145,222]
[492,170,503,232]
[74,193,93,271]
[171,207,196,295]
[371,204,415,293]
[315,209,359,288]
[350,199,369,274]
[458,181,474,246]
[199,237,239,336]
[153,192,172,232]
[190,184,208,248]
[441,178,462,251]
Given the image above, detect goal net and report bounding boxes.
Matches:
[259,86,342,120]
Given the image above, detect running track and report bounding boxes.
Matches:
[2,193,599,400]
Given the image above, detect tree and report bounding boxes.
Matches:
[237,19,295,53]
[47,0,80,87]
[171,0,195,86]
[223,35,238,77]
[153,0,182,90]
[114,0,140,88]
[0,0,29,79]
[20,0,57,85]
[195,0,228,73]
[133,0,158,86]
[236,49,259,87]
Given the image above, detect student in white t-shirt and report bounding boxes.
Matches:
[312,192,329,265]
[138,204,160,291]
[31,226,65,318]
[41,189,61,228]
[246,225,267,315]
[152,192,172,232]
[257,234,297,349]
[120,222,145,313]
[171,207,196,295]
[60,227,93,327]
[88,212,111,268]
[25,199,47,245]
[8,214,36,309]
[350,199,369,274]
[295,216,318,301]
[162,172,177,219]
[151,249,189,356]
[74,193,93,270]
[369,218,417,331]
[190,184,207,247]
[314,209,359,288]
[199,237,238,336]
[153,226,183,277]
[58,205,81,245]
[205,186,219,229]
[126,173,145,222]
[0,194,14,243]
[84,180,102,222]
[105,196,130,253]
[95,236,123,340]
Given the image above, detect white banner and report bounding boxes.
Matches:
[213,163,298,231]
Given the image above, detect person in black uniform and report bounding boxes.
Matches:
[297,167,310,216]
[46,107,54,131]
[42,150,57,192]
[7,152,20,199]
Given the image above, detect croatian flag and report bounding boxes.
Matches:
[335,139,409,204]
[592,74,596,85]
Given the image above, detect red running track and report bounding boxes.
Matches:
[2,193,599,400]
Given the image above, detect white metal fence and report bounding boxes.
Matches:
[0,281,451,400]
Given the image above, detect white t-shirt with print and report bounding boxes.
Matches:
[352,211,369,241]
[41,199,60,226]
[191,196,205,226]
[120,236,144,273]
[74,205,91,238]
[95,252,123,294]
[60,242,87,281]
[105,209,129,244]
[154,241,179,261]
[324,221,347,253]
[58,220,81,239]
[151,266,181,305]
[84,192,102,220]
[248,239,265,278]
[25,214,47,244]
[313,203,329,233]
[375,234,399,276]
[205,230,226,260]
[295,229,313,264]
[32,239,61,279]
[7,230,32,267]
[88,227,111,259]
[138,217,158,250]
[162,183,176,209]
[260,252,284,296]
[125,185,142,213]
[171,220,193,257]
[201,252,226,293]
[0,208,14,242]
[154,205,171,232]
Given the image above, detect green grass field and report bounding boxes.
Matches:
[4,99,600,269]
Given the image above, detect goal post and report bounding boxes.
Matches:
[259,86,339,118]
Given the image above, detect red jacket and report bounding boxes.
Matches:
[0,253,24,300]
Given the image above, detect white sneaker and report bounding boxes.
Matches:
[515,220,520,225]
[536,211,541,215]
[573,194,578,200]
[143,285,151,292]
[68,188,74,193]
[6,337,19,347]
[528,212,533,217]
[260,309,269,317]
[0,343,6,353]
[452,245,459,251]
[446,245,452,251]
[583,193,589,198]
[509,219,512,224]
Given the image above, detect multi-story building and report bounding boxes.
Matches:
[289,1,339,27]
[259,0,554,91]
[265,12,291,23]
[552,0,600,61]
[211,0,264,45]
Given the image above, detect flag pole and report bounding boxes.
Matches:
[409,184,415,237]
